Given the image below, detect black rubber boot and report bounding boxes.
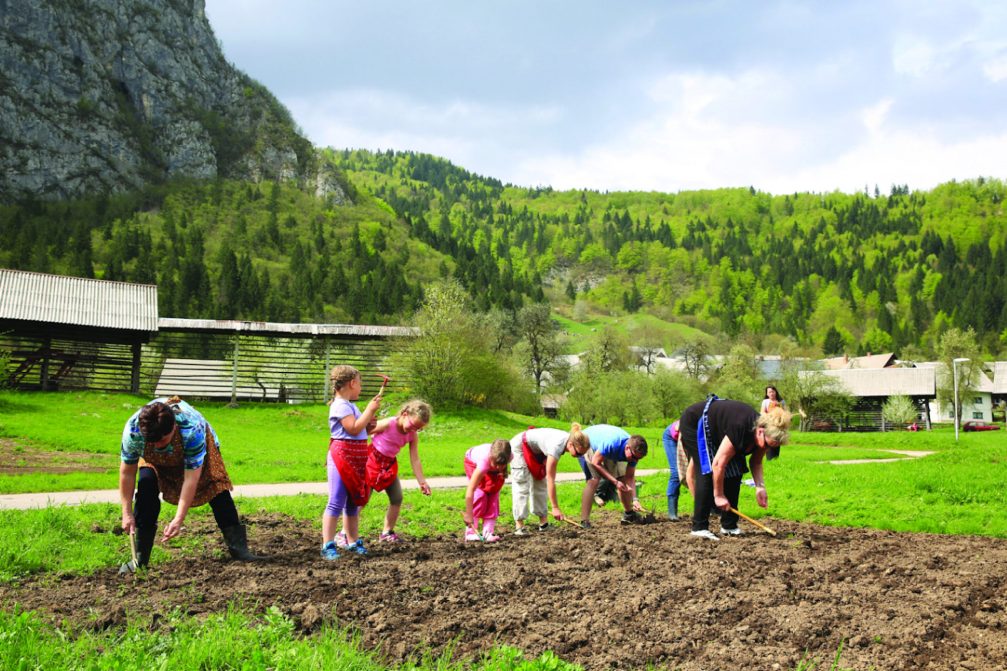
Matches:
[668,495,679,521]
[119,525,156,574]
[221,524,265,561]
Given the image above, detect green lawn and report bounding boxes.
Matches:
[0,391,618,493]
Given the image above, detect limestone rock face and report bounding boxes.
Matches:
[0,0,344,203]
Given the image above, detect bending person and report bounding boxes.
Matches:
[579,424,648,527]
[680,396,791,541]
[661,419,682,520]
[509,424,591,535]
[119,396,263,572]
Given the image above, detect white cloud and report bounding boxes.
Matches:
[861,98,894,135]
[510,68,1005,195]
[285,88,563,169]
[982,53,1007,82]
[892,35,940,78]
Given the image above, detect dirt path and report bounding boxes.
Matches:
[3,512,1006,670]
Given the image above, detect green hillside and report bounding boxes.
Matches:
[3,148,1007,356]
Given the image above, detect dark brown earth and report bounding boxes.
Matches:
[3,511,1007,671]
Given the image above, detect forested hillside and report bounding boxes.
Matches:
[2,148,1006,356]
[332,150,1007,355]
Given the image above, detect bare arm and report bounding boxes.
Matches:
[749,446,768,508]
[592,450,630,492]
[162,465,202,540]
[408,438,430,495]
[545,456,562,518]
[119,461,139,533]
[711,436,737,510]
[340,397,382,436]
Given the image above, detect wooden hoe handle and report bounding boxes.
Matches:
[729,507,777,536]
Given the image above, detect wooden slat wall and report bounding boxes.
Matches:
[2,330,413,402]
[147,330,411,403]
[1,334,139,392]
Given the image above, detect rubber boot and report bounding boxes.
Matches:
[119,525,156,574]
[667,495,679,521]
[221,524,265,561]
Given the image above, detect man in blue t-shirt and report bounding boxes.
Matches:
[578,424,648,528]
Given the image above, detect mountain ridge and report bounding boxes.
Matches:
[0,0,347,203]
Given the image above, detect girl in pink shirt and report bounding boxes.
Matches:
[462,439,512,542]
[364,400,433,542]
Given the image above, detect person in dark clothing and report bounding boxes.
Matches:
[679,396,791,540]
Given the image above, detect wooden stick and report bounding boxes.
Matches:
[129,529,139,566]
[560,516,584,529]
[729,507,777,536]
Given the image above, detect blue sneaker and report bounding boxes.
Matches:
[320,541,340,560]
[347,539,368,556]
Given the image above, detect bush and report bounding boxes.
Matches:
[560,368,701,426]
[882,394,918,428]
[392,280,537,412]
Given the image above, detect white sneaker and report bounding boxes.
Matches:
[720,527,744,537]
[690,529,720,541]
[513,526,530,536]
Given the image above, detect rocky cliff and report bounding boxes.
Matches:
[0,0,347,203]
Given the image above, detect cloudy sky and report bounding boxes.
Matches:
[205,0,1007,195]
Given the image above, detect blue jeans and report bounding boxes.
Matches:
[662,433,680,501]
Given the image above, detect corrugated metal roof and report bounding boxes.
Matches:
[915,361,995,393]
[0,269,157,332]
[803,367,936,396]
[157,317,417,337]
[820,353,896,370]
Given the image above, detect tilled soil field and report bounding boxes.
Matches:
[3,512,1007,671]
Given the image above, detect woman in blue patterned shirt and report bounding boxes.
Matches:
[118,396,262,571]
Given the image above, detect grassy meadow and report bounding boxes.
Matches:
[2,390,1006,670]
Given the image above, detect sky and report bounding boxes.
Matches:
[205,0,1007,196]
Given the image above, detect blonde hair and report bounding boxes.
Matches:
[489,438,512,466]
[329,365,359,400]
[400,399,432,424]
[757,406,793,445]
[567,423,590,455]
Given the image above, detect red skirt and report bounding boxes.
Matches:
[330,438,372,506]
[366,448,399,492]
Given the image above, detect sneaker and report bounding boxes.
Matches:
[320,541,340,560]
[537,523,550,532]
[334,531,350,549]
[347,539,368,555]
[620,511,642,525]
[483,533,501,542]
[378,531,402,543]
[719,527,744,537]
[579,520,592,529]
[593,495,605,507]
[513,526,530,536]
[464,530,483,542]
[690,529,720,541]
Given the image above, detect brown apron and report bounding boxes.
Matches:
[139,425,233,507]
